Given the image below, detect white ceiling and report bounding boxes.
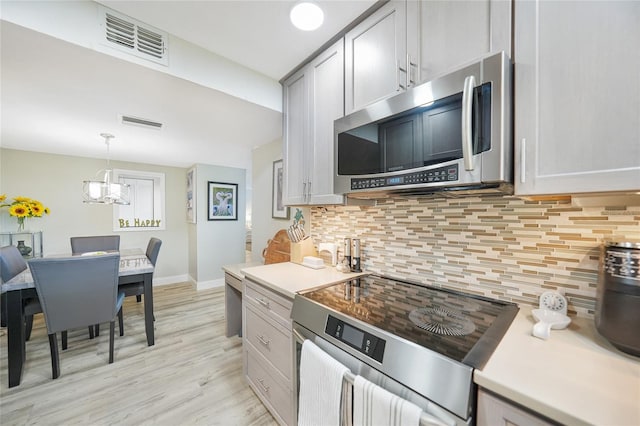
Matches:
[0,0,378,169]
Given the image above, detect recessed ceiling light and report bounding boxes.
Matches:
[290,1,324,31]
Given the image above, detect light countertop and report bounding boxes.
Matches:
[240,262,367,299]
[222,260,262,281]
[474,305,640,425]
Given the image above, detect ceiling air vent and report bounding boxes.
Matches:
[121,115,163,130]
[99,6,168,66]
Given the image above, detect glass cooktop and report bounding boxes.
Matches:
[300,275,518,367]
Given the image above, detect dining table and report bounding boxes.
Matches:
[1,250,155,388]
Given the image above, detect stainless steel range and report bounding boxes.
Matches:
[291,275,518,425]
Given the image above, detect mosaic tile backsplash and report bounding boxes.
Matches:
[310,196,640,318]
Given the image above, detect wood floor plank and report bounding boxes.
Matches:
[0,283,277,426]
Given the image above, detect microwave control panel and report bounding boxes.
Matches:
[351,164,458,190]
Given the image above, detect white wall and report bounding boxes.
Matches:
[0,0,281,112]
[0,148,188,283]
[191,163,246,289]
[250,139,311,262]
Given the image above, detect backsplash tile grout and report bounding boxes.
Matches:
[310,196,640,318]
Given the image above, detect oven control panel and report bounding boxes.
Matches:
[325,315,385,363]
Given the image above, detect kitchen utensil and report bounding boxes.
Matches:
[288,223,306,243]
[352,238,362,272]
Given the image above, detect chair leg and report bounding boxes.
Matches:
[1,292,6,328]
[88,326,94,339]
[95,324,100,337]
[136,295,142,303]
[25,315,34,341]
[48,333,60,379]
[61,330,68,350]
[118,308,124,337]
[109,321,115,364]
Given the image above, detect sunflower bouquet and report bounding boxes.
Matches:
[0,194,51,232]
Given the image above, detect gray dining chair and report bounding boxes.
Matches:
[70,235,121,337]
[0,245,41,340]
[70,235,120,254]
[121,238,162,305]
[29,253,124,379]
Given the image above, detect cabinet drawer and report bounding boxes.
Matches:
[245,304,292,381]
[244,279,293,326]
[246,346,294,426]
[225,272,242,292]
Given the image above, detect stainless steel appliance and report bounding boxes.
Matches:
[596,241,640,356]
[291,275,518,425]
[334,51,512,199]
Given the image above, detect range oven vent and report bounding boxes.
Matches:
[99,6,168,66]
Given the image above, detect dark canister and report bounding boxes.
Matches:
[595,241,640,357]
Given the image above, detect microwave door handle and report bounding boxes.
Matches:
[461,75,476,171]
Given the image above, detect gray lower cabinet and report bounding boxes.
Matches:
[477,390,555,426]
[242,278,295,425]
[514,0,640,195]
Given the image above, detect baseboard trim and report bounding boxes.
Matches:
[153,274,189,286]
[196,278,225,291]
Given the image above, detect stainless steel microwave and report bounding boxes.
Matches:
[334,51,512,198]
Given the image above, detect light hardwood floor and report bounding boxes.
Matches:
[0,283,277,426]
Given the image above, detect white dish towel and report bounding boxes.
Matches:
[353,375,423,426]
[298,340,350,426]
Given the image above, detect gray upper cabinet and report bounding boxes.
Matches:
[416,0,512,83]
[345,1,409,115]
[514,0,640,195]
[283,70,307,206]
[283,39,345,205]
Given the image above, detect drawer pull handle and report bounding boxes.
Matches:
[257,298,270,309]
[258,378,270,393]
[257,334,271,347]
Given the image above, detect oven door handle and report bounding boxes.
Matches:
[293,326,450,426]
[293,327,306,344]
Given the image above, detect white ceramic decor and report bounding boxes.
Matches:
[532,291,571,340]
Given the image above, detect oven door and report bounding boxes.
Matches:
[292,323,468,426]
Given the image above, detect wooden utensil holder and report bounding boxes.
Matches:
[290,238,317,264]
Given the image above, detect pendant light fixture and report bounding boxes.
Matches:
[290,0,324,31]
[82,133,131,205]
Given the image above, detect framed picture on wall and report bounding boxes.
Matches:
[208,181,238,221]
[186,167,196,223]
[272,159,289,219]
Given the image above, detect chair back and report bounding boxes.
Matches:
[70,235,120,254]
[145,238,162,266]
[0,245,28,283]
[28,253,120,334]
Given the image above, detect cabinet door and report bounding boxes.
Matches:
[477,390,554,426]
[514,0,640,195]
[283,69,308,205]
[308,39,345,205]
[345,0,407,115]
[418,0,511,83]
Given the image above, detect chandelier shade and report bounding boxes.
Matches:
[82,134,131,205]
